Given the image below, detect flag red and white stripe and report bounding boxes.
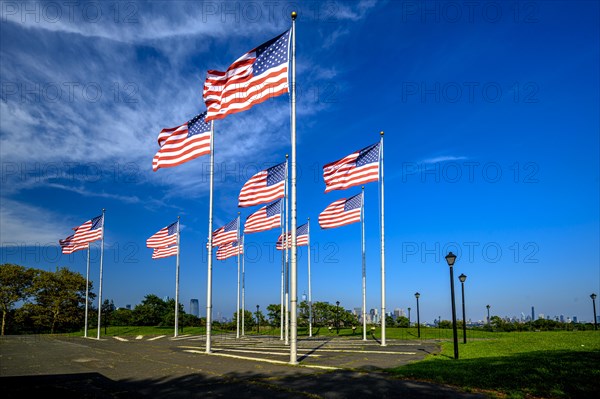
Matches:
[59,234,88,254]
[318,193,363,229]
[70,214,103,244]
[152,246,178,259]
[212,217,239,247]
[216,240,243,260]
[147,221,178,248]
[323,142,380,193]
[203,30,291,122]
[238,162,286,208]
[244,199,282,233]
[152,112,211,171]
[276,223,308,250]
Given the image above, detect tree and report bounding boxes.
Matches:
[161,298,185,327]
[266,303,281,326]
[131,294,169,326]
[26,267,89,334]
[102,299,116,333]
[111,307,133,326]
[395,316,410,328]
[232,310,257,330]
[0,264,36,335]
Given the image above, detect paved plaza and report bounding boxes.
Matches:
[1,334,487,398]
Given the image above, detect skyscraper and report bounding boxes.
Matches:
[190,299,199,317]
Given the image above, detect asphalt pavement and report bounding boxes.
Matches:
[0,333,488,398]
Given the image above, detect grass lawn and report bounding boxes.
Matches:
[385,330,600,399]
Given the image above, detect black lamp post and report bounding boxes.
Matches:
[459,274,467,344]
[486,304,491,325]
[445,251,459,360]
[336,301,340,334]
[414,292,421,338]
[591,294,597,330]
[256,305,260,334]
[408,307,411,326]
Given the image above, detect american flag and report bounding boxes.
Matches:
[203,30,290,122]
[319,193,363,229]
[276,223,308,250]
[323,142,380,193]
[59,234,88,254]
[152,112,211,172]
[238,162,286,207]
[146,221,178,248]
[212,217,239,247]
[216,240,243,261]
[152,246,178,259]
[244,199,281,234]
[69,214,104,244]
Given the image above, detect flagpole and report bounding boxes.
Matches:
[289,10,298,364]
[174,216,180,338]
[307,218,312,338]
[241,233,245,336]
[285,155,290,346]
[280,161,285,340]
[205,121,215,353]
[84,243,90,338]
[236,213,241,339]
[362,186,367,341]
[96,209,105,340]
[380,131,386,346]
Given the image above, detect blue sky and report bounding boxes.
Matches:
[1,0,598,324]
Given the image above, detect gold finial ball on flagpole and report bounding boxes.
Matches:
[380,131,384,136]
[291,11,297,20]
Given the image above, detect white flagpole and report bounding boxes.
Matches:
[174,216,180,338]
[307,218,312,337]
[236,213,241,339]
[205,121,215,353]
[280,161,286,340]
[241,233,245,336]
[285,155,290,346]
[96,209,105,340]
[362,187,367,341]
[380,131,386,346]
[84,243,90,338]
[289,11,298,364]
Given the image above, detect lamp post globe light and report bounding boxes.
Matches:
[458,273,467,344]
[445,251,459,360]
[336,301,340,334]
[486,304,491,325]
[591,294,597,330]
[414,292,421,338]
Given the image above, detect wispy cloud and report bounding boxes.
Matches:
[421,155,468,164]
[0,199,69,245]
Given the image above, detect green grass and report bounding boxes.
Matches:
[385,330,600,398]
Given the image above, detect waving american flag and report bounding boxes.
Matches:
[203,30,290,122]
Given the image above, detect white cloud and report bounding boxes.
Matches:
[0,198,69,245]
[421,156,468,164]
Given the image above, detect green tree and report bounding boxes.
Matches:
[395,316,410,328]
[102,299,116,333]
[161,298,185,327]
[111,307,133,326]
[26,267,89,333]
[131,294,169,326]
[0,264,36,335]
[266,303,281,326]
